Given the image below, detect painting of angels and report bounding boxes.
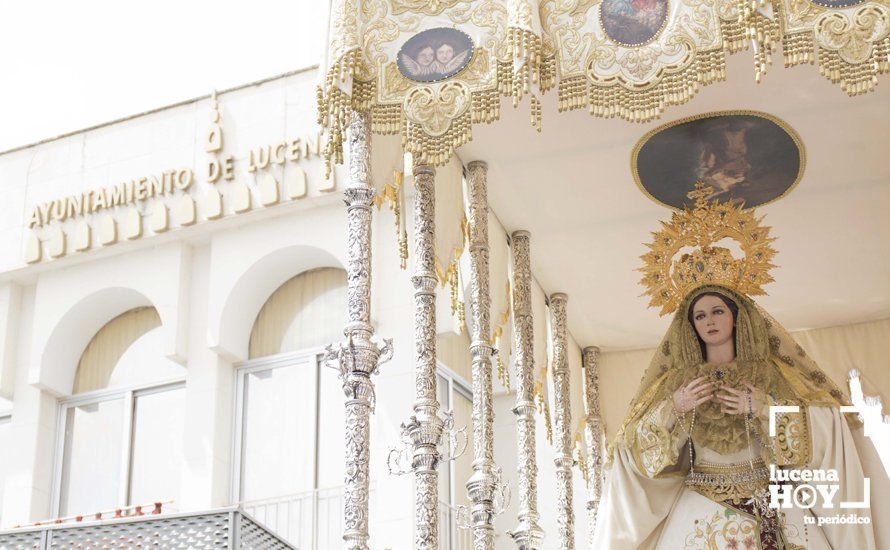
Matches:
[397,27,474,83]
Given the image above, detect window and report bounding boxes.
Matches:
[434,333,474,515]
[233,350,343,549]
[234,267,349,547]
[59,397,126,514]
[235,268,475,548]
[0,413,11,524]
[128,386,186,504]
[435,365,474,549]
[233,353,473,549]
[238,356,317,502]
[53,307,186,517]
[55,382,185,516]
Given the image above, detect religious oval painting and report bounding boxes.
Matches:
[397,27,474,83]
[601,0,669,46]
[632,111,805,210]
[809,0,864,7]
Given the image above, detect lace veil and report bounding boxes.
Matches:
[611,284,851,453]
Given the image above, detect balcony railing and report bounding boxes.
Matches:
[0,507,292,549]
[241,487,343,550]
[242,487,472,549]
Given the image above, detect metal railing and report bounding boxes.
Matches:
[242,487,343,550]
[7,500,175,530]
[242,487,472,549]
[0,507,292,549]
[0,492,473,549]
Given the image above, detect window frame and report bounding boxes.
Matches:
[230,347,325,505]
[0,411,11,524]
[50,376,186,517]
[434,362,472,507]
[229,349,473,508]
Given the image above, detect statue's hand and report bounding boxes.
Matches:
[672,376,715,414]
[716,381,765,415]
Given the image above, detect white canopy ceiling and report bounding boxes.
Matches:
[458,53,890,351]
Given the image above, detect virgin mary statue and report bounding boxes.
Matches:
[592,185,888,549]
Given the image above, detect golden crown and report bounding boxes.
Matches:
[639,182,778,315]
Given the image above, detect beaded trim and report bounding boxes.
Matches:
[686,461,769,502]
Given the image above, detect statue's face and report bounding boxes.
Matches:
[417,46,434,66]
[691,294,734,348]
[436,44,454,64]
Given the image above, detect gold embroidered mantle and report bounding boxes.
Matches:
[628,367,813,476]
[607,286,851,474]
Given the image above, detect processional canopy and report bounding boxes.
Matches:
[317,0,889,170]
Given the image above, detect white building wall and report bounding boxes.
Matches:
[0,283,23,404]
[0,68,368,529]
[1,284,57,526]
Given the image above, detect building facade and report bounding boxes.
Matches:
[0,67,589,549]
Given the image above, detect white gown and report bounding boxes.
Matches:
[593,404,888,549]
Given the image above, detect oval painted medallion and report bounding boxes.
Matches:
[809,0,864,7]
[632,111,805,210]
[600,0,669,47]
[397,27,475,83]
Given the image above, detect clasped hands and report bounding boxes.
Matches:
[671,376,764,415]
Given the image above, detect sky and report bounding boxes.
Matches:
[0,0,327,152]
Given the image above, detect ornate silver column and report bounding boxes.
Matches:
[324,110,394,550]
[387,163,466,549]
[407,164,445,550]
[582,346,604,546]
[550,293,574,549]
[508,231,545,549]
[464,161,505,550]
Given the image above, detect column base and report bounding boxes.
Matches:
[509,517,546,550]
